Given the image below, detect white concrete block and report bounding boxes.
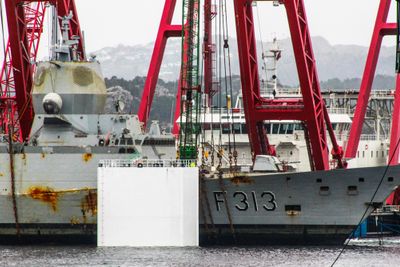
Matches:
[98,167,199,247]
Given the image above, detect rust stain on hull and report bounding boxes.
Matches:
[230,174,254,185]
[81,190,97,224]
[27,186,59,211]
[70,216,80,225]
[24,187,97,213]
[81,190,97,216]
[82,153,93,162]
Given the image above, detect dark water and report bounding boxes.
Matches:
[1,239,400,267]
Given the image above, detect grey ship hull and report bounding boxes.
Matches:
[0,149,399,245]
[200,166,400,245]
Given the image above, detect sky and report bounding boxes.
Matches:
[71,0,397,52]
[0,0,397,56]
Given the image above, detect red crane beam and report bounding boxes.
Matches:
[203,0,216,107]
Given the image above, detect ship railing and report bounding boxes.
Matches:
[372,205,400,215]
[259,88,302,96]
[358,134,388,141]
[98,159,197,168]
[326,107,351,114]
[335,133,387,142]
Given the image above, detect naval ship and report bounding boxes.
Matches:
[185,39,400,245]
[0,15,176,243]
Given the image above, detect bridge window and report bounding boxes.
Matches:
[222,124,230,134]
[272,124,280,134]
[294,124,304,130]
[279,124,287,134]
[286,124,294,134]
[233,123,241,134]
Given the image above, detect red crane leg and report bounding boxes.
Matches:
[388,74,400,165]
[172,77,181,136]
[203,0,213,107]
[283,0,329,170]
[345,0,393,158]
[5,1,37,140]
[138,0,182,128]
[233,0,268,156]
[387,76,400,205]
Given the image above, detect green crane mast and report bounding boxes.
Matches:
[179,0,201,160]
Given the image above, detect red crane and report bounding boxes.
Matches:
[345,0,400,204]
[140,0,343,170]
[0,0,84,141]
[233,0,343,170]
[138,0,217,136]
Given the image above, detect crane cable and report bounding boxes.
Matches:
[220,1,232,169]
[255,3,266,57]
[222,0,237,169]
[209,0,219,167]
[216,0,223,170]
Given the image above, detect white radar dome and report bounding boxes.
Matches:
[42,92,63,114]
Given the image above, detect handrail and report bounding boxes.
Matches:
[99,159,197,168]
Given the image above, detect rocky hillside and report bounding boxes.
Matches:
[94,36,397,87]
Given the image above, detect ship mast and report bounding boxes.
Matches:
[261,37,282,97]
[52,12,81,62]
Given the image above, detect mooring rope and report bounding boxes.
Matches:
[8,123,20,237]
